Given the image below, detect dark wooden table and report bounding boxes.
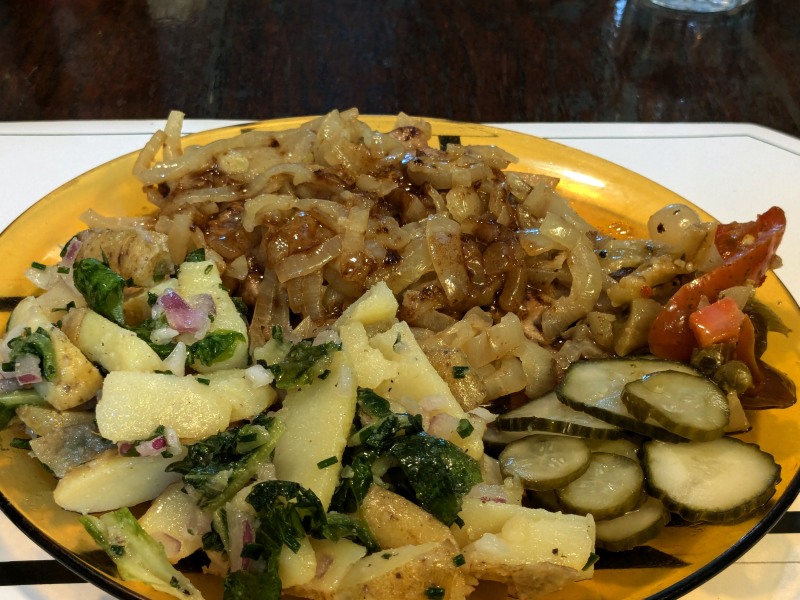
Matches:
[2,0,799,137]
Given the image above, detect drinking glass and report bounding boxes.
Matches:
[646,0,752,12]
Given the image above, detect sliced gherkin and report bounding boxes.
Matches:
[556,452,644,521]
[496,391,625,439]
[595,496,671,552]
[499,433,591,491]
[642,437,780,523]
[556,358,698,442]
[621,370,729,442]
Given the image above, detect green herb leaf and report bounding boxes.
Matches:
[184,248,206,262]
[72,258,126,326]
[356,387,392,419]
[167,417,285,512]
[8,327,58,381]
[388,432,482,526]
[269,338,340,389]
[189,330,246,367]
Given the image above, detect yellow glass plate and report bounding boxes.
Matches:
[0,116,797,600]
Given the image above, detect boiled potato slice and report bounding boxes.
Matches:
[288,539,367,600]
[338,321,398,389]
[360,485,456,549]
[334,540,470,600]
[62,307,164,372]
[177,260,249,373]
[334,281,398,332]
[7,299,102,410]
[15,404,95,437]
[455,499,596,597]
[370,321,483,459]
[36,325,103,411]
[203,368,277,422]
[279,536,317,589]
[139,483,211,564]
[96,372,232,441]
[272,351,357,510]
[53,449,184,513]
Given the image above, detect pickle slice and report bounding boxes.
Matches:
[499,433,591,491]
[556,358,698,442]
[595,496,670,551]
[556,452,644,520]
[622,370,730,441]
[496,391,625,439]
[642,437,780,523]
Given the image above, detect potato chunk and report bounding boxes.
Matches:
[455,499,596,598]
[334,540,471,600]
[360,485,455,549]
[62,307,164,372]
[53,449,184,513]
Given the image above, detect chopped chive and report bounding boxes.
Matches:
[154,370,174,375]
[204,264,213,275]
[317,456,338,469]
[318,369,331,380]
[57,266,70,274]
[184,248,206,262]
[456,418,474,439]
[30,262,46,271]
[196,377,211,385]
[1,362,15,372]
[583,552,600,571]
[381,552,394,559]
[452,553,466,567]
[10,438,31,450]
[425,586,446,599]
[452,365,469,379]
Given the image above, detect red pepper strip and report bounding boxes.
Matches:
[648,207,786,361]
[688,296,746,348]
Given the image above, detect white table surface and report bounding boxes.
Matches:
[0,119,798,600]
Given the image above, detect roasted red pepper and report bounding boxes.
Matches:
[648,206,786,361]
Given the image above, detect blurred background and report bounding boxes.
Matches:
[1,0,798,137]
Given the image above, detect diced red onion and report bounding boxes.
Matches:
[0,378,23,393]
[151,532,182,560]
[157,289,214,335]
[163,342,187,376]
[14,354,43,385]
[244,364,273,388]
[241,520,255,571]
[468,406,497,424]
[428,412,459,440]
[315,553,334,578]
[134,436,168,456]
[151,327,179,345]
[480,496,508,504]
[61,238,83,266]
